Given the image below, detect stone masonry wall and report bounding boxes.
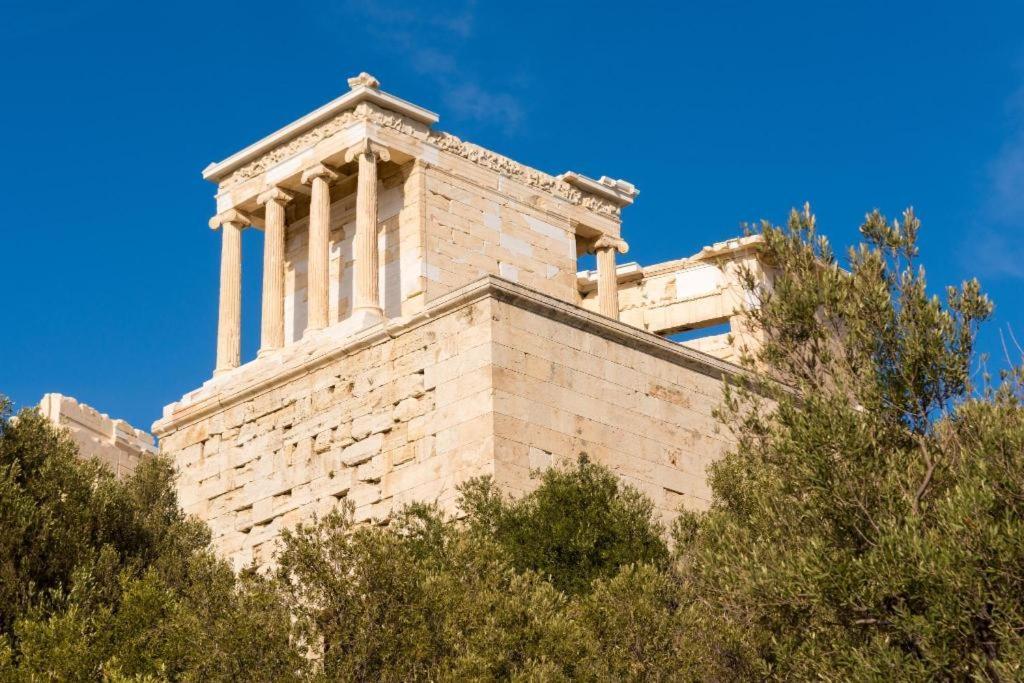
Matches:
[279,145,598,348]
[488,297,730,525]
[422,157,581,304]
[157,278,746,568]
[162,294,497,569]
[38,393,156,478]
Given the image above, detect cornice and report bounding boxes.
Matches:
[425,131,622,218]
[560,172,639,208]
[635,236,765,279]
[202,83,438,184]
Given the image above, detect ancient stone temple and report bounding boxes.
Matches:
[151,73,771,568]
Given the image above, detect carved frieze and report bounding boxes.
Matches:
[221,103,621,218]
[424,130,620,218]
[222,111,357,188]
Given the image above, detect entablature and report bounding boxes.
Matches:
[202,73,437,184]
[205,74,634,230]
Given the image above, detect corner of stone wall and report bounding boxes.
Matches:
[37,393,157,478]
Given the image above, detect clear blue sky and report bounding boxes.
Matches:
[2,0,1023,430]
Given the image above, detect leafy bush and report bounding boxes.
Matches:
[5,205,1023,680]
[274,459,670,679]
[0,404,302,681]
[672,207,1024,679]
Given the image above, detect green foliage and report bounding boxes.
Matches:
[673,206,1024,679]
[459,457,669,595]
[5,204,1023,680]
[0,401,303,681]
[274,460,672,679]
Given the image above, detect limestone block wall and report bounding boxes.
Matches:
[157,277,750,567]
[38,393,156,478]
[487,295,731,524]
[421,157,581,305]
[157,292,498,569]
[280,152,591,346]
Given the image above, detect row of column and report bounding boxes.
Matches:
[211,140,390,375]
[211,139,626,375]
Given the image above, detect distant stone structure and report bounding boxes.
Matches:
[37,393,156,478]
[150,73,773,568]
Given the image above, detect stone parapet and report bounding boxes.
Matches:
[38,393,157,478]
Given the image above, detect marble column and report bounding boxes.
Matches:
[594,235,628,320]
[209,210,249,375]
[257,187,293,354]
[301,164,338,332]
[345,139,391,318]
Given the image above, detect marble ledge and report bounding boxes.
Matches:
[153,275,759,437]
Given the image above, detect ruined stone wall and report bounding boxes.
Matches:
[578,238,769,364]
[38,393,156,478]
[157,278,747,567]
[422,156,581,304]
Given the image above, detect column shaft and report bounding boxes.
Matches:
[353,151,381,315]
[215,221,243,373]
[307,175,331,330]
[259,189,292,353]
[596,246,619,319]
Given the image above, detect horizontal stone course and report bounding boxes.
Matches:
[156,277,751,568]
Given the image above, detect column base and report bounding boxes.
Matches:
[350,307,384,330]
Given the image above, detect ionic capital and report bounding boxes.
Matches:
[593,235,629,254]
[344,138,392,164]
[257,187,295,207]
[208,209,251,231]
[300,163,339,186]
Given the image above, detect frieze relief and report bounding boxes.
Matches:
[221,103,621,218]
[222,110,358,188]
[423,130,619,217]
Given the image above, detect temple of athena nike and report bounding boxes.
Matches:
[43,73,773,568]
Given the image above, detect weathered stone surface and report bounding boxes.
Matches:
[155,278,753,569]
[578,235,771,363]
[37,394,156,478]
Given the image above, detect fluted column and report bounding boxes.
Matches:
[301,164,338,332]
[209,210,250,375]
[345,139,391,317]
[257,187,294,354]
[594,235,628,320]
